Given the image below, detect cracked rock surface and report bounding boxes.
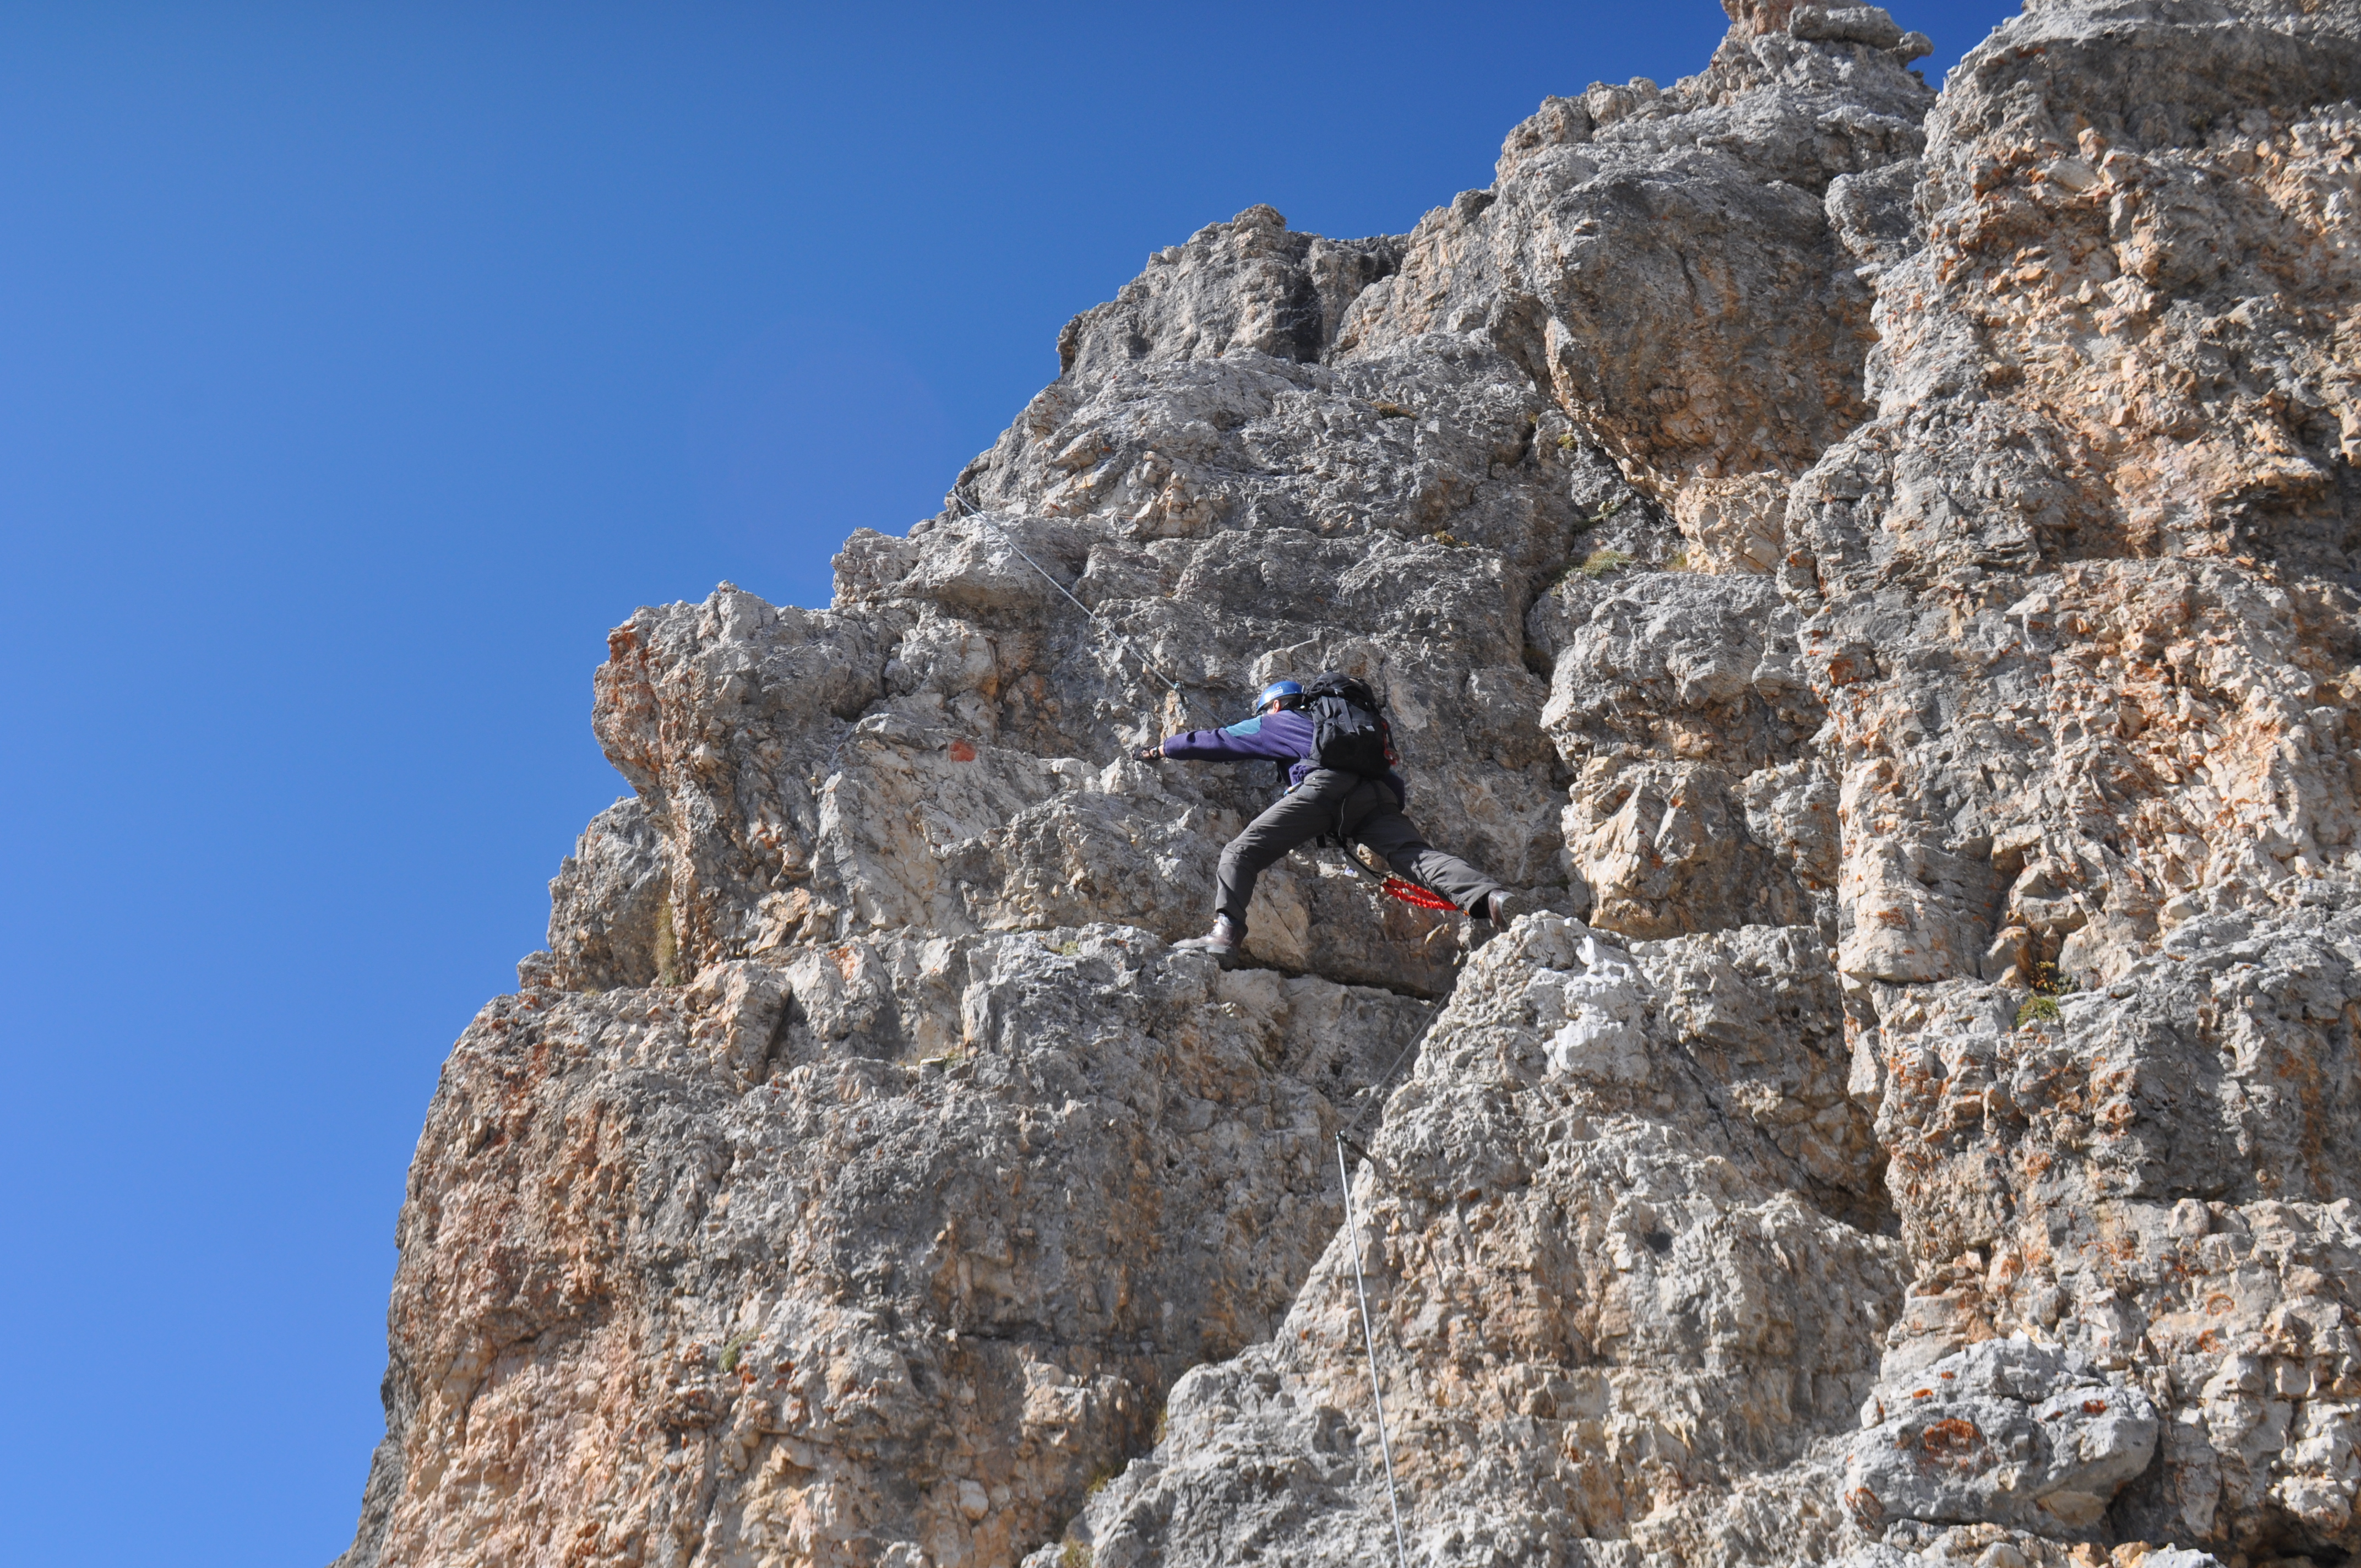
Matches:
[339,2,2361,1564]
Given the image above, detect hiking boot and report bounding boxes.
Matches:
[1173,915,1245,968]
[1481,888,1537,926]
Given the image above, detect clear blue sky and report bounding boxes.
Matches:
[0,3,2017,1561]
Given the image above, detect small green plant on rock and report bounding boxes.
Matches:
[1060,1543,1094,1568]
[2012,959,2079,1030]
[1578,548,1634,578]
[1568,495,1626,537]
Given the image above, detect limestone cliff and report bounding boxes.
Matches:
[336,3,2361,1565]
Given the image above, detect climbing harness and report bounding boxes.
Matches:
[1336,1132,1412,1568]
[952,502,1194,719]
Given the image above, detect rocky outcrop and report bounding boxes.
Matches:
[339,2,2361,1565]
[1054,205,1402,381]
[1789,0,2361,995]
[1052,918,1901,1568]
[346,930,1432,1567]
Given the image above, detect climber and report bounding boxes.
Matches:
[1134,673,1530,967]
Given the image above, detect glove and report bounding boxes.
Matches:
[1135,744,1166,763]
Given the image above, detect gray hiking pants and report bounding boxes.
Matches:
[1215,769,1503,935]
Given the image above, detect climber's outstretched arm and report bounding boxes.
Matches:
[1143,710,1313,764]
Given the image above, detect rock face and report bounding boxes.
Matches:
[352,930,1433,1568]
[1056,918,1903,1568]
[337,2,2361,1565]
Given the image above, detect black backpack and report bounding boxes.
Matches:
[1303,671,1394,776]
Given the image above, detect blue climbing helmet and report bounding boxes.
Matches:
[1248,679,1304,717]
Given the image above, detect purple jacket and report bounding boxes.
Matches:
[1158,709,1408,805]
